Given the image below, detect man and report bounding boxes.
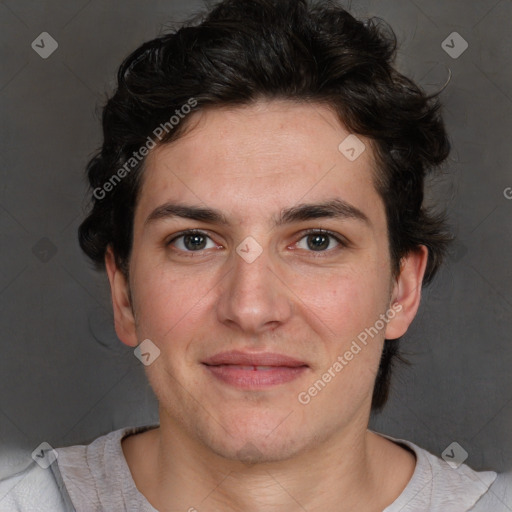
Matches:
[0,0,504,510]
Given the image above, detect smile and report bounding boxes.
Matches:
[202,350,309,389]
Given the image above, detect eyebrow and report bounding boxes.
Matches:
[145,203,230,226]
[275,199,370,227]
[144,198,370,228]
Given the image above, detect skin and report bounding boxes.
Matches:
[106,100,428,512]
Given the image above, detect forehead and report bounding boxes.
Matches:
[135,100,382,226]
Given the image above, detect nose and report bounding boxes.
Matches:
[216,246,294,335]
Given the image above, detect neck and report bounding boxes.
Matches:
[123,412,416,512]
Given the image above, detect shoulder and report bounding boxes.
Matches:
[54,424,158,512]
[471,471,512,511]
[0,424,158,512]
[380,434,497,512]
[0,461,72,512]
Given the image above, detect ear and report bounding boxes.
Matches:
[105,246,138,347]
[384,245,428,340]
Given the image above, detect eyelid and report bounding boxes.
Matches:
[293,228,349,251]
[167,228,206,240]
[165,228,349,253]
[166,229,222,249]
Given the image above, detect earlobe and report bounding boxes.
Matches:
[384,246,428,340]
[104,247,138,347]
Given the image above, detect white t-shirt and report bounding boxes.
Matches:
[0,425,504,511]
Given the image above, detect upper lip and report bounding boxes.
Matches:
[202,350,308,367]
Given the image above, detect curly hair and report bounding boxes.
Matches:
[78,0,452,411]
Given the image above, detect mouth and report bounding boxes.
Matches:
[202,350,309,389]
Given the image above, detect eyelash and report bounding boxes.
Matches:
[293,229,348,254]
[166,229,348,255]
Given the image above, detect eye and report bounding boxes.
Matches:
[168,230,219,252]
[295,230,343,252]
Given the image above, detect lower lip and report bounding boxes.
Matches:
[203,364,308,389]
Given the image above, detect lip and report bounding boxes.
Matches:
[203,350,308,367]
[202,350,309,389]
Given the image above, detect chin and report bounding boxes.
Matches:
[209,433,305,464]
[198,412,312,464]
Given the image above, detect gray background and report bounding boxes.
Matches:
[0,0,511,482]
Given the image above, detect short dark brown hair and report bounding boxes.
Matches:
[78,0,452,411]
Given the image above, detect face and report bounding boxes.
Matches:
[107,100,425,462]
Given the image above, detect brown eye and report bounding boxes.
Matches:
[306,234,330,251]
[168,230,217,252]
[296,231,341,252]
[183,233,208,250]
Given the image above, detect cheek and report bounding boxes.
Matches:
[291,263,390,337]
[130,261,211,343]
